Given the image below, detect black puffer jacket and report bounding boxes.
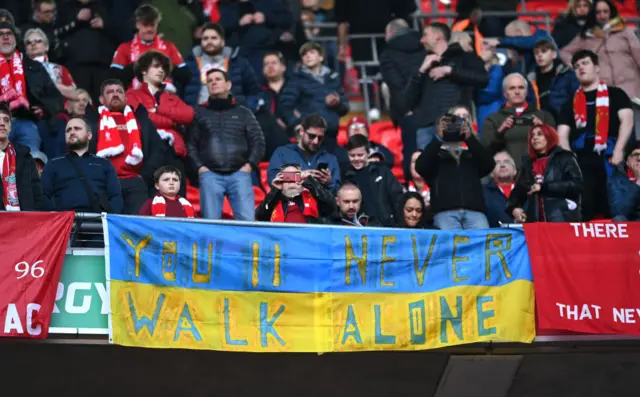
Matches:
[507,146,583,223]
[404,43,489,128]
[416,135,496,215]
[0,143,43,211]
[15,56,64,122]
[380,30,426,124]
[188,95,265,174]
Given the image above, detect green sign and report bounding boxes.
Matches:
[50,252,108,335]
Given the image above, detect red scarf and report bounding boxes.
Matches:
[574,81,609,154]
[0,51,29,111]
[270,190,318,222]
[1,142,20,211]
[408,181,430,203]
[151,194,195,218]
[96,105,143,165]
[628,167,637,183]
[532,157,549,183]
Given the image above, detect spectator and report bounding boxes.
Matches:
[268,113,340,192]
[406,150,430,207]
[608,142,640,221]
[32,150,46,176]
[342,134,404,227]
[476,45,504,134]
[0,22,62,158]
[404,23,488,150]
[40,116,122,213]
[255,163,335,223]
[1,4,28,27]
[380,19,425,178]
[127,50,194,197]
[507,124,583,223]
[23,28,78,101]
[255,51,290,161]
[111,5,191,95]
[218,0,292,78]
[280,42,349,151]
[483,151,518,227]
[0,103,42,211]
[560,0,640,140]
[276,0,306,68]
[481,73,555,167]
[139,165,195,218]
[152,0,206,59]
[334,116,395,171]
[528,37,580,121]
[557,50,634,220]
[396,191,429,229]
[54,0,117,104]
[416,107,495,230]
[185,22,260,109]
[44,88,91,160]
[85,78,166,214]
[329,183,376,226]
[553,0,592,49]
[21,0,61,62]
[188,68,265,220]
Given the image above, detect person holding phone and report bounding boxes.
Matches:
[416,106,496,230]
[255,163,336,223]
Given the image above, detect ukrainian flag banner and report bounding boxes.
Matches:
[103,214,535,352]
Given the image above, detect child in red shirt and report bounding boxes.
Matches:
[139,166,195,218]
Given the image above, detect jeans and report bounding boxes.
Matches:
[120,176,149,215]
[199,170,255,220]
[9,119,41,154]
[433,210,490,230]
[416,126,437,150]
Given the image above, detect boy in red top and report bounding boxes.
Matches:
[110,4,190,93]
[139,165,195,218]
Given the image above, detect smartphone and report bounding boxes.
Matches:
[280,172,301,183]
[317,162,329,171]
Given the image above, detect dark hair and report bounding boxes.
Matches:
[32,0,54,10]
[346,134,370,151]
[154,165,182,184]
[100,79,125,96]
[279,163,302,171]
[67,116,91,132]
[300,114,327,131]
[582,0,618,37]
[135,4,161,24]
[427,22,451,42]
[397,192,427,228]
[263,50,285,65]
[205,68,229,81]
[572,49,599,67]
[0,102,11,120]
[299,42,324,57]
[134,50,172,82]
[201,22,225,39]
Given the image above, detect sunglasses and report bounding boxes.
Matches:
[305,131,324,142]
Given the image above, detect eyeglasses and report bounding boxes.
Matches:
[496,160,515,166]
[0,31,14,38]
[305,131,324,142]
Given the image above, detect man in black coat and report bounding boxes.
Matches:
[0,103,43,211]
[85,79,166,214]
[404,22,488,151]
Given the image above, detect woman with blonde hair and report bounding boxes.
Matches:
[553,0,592,49]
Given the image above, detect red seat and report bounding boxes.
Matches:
[258,161,270,193]
[337,124,348,147]
[186,182,201,217]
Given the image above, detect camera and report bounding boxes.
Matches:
[442,114,465,142]
[513,114,534,126]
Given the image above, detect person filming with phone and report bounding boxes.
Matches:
[481,73,555,167]
[416,106,496,230]
[255,163,336,223]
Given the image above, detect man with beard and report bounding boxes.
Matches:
[255,163,336,223]
[328,183,376,226]
[40,117,122,213]
[85,78,166,214]
[185,22,260,109]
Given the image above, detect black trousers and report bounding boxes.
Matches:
[578,155,611,221]
[67,64,111,105]
[120,176,149,215]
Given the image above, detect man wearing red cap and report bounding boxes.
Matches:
[335,116,395,170]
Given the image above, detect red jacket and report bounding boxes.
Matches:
[126,84,194,157]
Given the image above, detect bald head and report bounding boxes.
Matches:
[385,19,410,42]
[337,183,362,219]
[503,73,528,107]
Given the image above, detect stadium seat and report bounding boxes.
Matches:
[337,124,348,146]
[186,182,200,216]
[259,162,270,193]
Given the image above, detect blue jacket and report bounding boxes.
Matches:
[184,46,261,109]
[482,179,515,228]
[476,65,504,135]
[608,165,640,220]
[40,152,123,213]
[499,29,552,74]
[279,65,349,134]
[268,143,341,192]
[527,61,579,117]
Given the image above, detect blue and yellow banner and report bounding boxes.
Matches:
[104,215,535,352]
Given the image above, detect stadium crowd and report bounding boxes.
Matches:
[0,0,640,230]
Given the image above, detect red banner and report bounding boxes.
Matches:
[524,222,640,335]
[0,212,75,338]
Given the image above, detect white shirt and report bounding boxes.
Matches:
[0,149,4,177]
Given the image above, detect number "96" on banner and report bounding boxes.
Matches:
[15,261,45,279]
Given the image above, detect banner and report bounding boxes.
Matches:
[525,222,640,335]
[0,212,75,338]
[104,215,535,352]
[51,254,108,335]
